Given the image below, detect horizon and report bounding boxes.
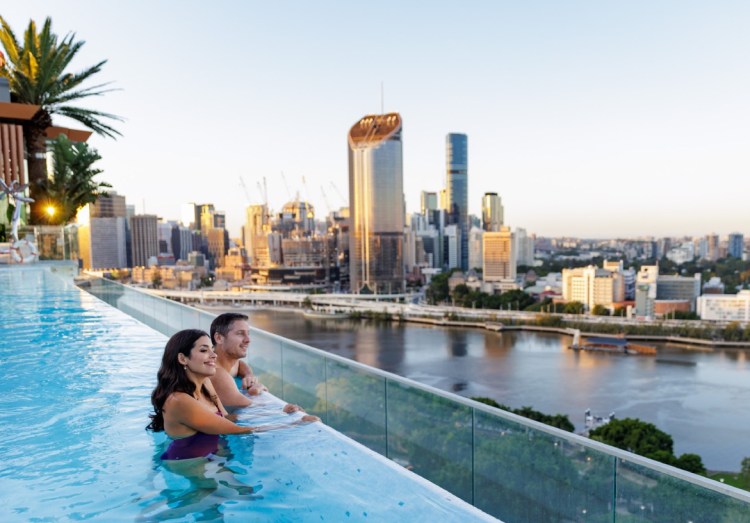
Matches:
[4,2,750,239]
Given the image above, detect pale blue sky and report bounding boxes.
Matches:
[4,2,749,238]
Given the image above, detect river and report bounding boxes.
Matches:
[233,307,749,472]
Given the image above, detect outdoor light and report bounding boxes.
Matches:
[46,205,56,217]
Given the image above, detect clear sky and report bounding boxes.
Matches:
[4,2,750,239]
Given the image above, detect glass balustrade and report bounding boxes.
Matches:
[83,278,750,523]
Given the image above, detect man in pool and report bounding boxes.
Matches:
[209,312,301,414]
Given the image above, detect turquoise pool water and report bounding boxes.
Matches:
[0,266,495,522]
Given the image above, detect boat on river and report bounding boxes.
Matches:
[569,336,656,355]
[303,308,350,320]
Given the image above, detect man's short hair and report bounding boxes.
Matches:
[210,313,250,345]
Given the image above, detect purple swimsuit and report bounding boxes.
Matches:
[161,412,223,460]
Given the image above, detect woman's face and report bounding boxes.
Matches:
[181,335,217,376]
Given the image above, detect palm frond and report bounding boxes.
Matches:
[0,16,121,138]
[56,106,124,138]
[0,16,21,65]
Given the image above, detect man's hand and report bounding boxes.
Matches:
[283,403,304,414]
[242,374,268,396]
[300,414,320,423]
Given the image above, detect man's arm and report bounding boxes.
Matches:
[210,367,252,409]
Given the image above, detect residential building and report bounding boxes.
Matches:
[705,233,720,261]
[562,263,624,311]
[635,265,659,318]
[728,232,744,259]
[666,243,695,265]
[348,113,405,294]
[468,226,483,271]
[515,227,535,266]
[483,226,515,284]
[444,224,460,269]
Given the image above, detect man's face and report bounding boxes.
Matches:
[217,319,251,358]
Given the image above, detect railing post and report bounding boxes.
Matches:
[612,457,618,522]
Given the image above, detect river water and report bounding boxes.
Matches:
[237,308,749,472]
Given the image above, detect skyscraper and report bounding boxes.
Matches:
[420,191,438,214]
[130,214,159,267]
[348,113,405,294]
[728,232,744,259]
[706,233,720,261]
[481,192,504,232]
[243,204,269,265]
[76,193,128,270]
[445,133,468,270]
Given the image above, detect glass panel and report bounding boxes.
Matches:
[181,305,201,333]
[125,287,145,324]
[616,458,750,522]
[247,330,283,397]
[325,359,386,455]
[196,310,214,333]
[280,342,325,417]
[141,291,156,330]
[385,380,473,503]
[145,294,169,334]
[165,300,183,335]
[473,409,614,522]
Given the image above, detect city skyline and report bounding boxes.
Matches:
[4,2,750,238]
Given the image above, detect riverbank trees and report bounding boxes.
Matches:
[471,397,575,432]
[589,418,706,475]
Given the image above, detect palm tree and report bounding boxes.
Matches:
[39,134,110,225]
[0,16,121,221]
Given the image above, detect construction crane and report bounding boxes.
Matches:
[329,181,347,206]
[238,176,252,204]
[280,171,292,200]
[256,177,268,207]
[301,176,313,205]
[320,186,332,214]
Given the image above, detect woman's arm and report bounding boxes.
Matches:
[165,393,252,435]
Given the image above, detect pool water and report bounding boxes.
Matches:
[0,266,495,522]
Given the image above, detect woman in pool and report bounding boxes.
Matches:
[147,329,318,460]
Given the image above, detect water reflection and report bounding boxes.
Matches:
[448,330,468,357]
[241,308,750,471]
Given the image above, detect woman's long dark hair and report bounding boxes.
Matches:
[147,329,209,432]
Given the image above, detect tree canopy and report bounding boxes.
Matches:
[590,418,706,475]
[39,134,109,224]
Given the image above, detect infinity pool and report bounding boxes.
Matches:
[0,266,495,522]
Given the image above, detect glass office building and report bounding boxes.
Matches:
[348,113,405,294]
[446,133,468,270]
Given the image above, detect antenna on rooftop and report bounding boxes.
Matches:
[381,81,384,114]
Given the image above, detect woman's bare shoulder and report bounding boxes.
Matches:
[164,391,193,409]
